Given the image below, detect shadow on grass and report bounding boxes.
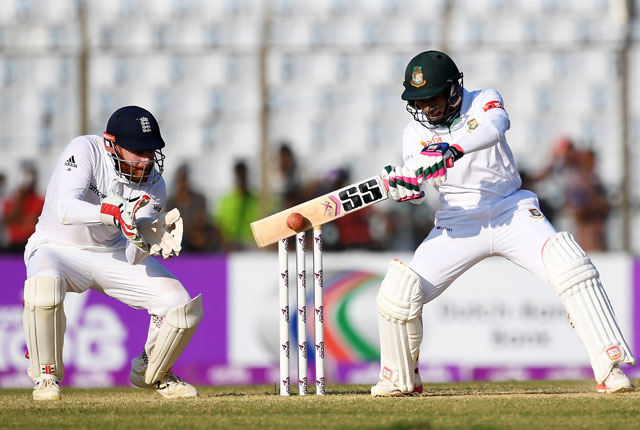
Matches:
[369,421,431,430]
[420,389,589,397]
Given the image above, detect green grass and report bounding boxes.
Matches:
[2,380,640,429]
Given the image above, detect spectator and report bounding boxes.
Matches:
[531,136,583,191]
[528,136,584,230]
[2,161,45,253]
[165,163,221,252]
[565,149,610,251]
[529,136,610,250]
[519,170,556,225]
[319,168,376,251]
[213,160,260,250]
[272,142,303,209]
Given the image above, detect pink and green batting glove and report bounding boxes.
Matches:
[416,142,463,187]
[380,165,424,202]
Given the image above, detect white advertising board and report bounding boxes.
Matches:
[228,251,634,382]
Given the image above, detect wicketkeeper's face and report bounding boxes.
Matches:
[115,145,155,182]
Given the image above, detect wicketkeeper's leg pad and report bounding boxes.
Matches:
[542,232,636,382]
[23,277,66,381]
[376,259,423,393]
[144,294,203,385]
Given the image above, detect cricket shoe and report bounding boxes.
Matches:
[371,372,423,397]
[130,352,198,399]
[32,374,61,401]
[154,371,199,399]
[596,365,635,394]
[129,352,155,389]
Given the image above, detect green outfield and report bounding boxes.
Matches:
[2,380,639,429]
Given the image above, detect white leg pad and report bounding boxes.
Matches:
[542,232,636,382]
[144,294,203,385]
[23,277,66,381]
[376,259,423,393]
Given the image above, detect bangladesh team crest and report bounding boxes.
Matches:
[529,208,544,219]
[411,66,426,88]
[467,118,478,130]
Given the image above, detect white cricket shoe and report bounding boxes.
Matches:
[154,371,198,399]
[33,374,61,401]
[129,353,155,389]
[371,371,423,397]
[596,365,635,394]
[129,352,198,399]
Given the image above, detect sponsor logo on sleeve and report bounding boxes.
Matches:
[153,204,162,212]
[88,183,106,199]
[64,155,77,170]
[482,100,504,112]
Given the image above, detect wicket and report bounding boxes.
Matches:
[278,226,325,396]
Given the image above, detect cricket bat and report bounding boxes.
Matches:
[251,175,389,248]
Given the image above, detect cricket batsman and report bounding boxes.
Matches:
[23,106,203,400]
[372,51,636,396]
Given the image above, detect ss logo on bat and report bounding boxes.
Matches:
[338,179,384,212]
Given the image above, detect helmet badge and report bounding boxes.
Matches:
[138,117,152,133]
[411,66,426,88]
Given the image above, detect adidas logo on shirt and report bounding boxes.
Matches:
[64,155,77,168]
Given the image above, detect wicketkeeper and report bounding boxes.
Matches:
[23,106,203,400]
[372,51,636,396]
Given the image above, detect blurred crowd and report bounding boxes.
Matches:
[520,136,611,252]
[0,137,612,254]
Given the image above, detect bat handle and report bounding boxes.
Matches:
[445,157,455,169]
[380,177,390,191]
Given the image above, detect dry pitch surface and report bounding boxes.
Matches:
[2,380,640,429]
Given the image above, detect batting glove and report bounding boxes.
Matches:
[137,208,183,259]
[100,194,150,250]
[380,165,424,202]
[416,143,464,187]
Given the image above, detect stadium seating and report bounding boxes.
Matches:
[0,0,638,251]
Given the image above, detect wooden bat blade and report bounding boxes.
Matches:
[251,175,388,247]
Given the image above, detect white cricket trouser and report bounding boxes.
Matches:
[410,190,557,302]
[25,244,192,356]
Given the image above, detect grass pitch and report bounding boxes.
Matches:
[2,380,640,429]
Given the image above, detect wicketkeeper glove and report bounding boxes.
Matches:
[380,165,424,202]
[137,209,183,259]
[416,142,464,187]
[100,194,150,250]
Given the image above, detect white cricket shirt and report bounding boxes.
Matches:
[402,88,521,210]
[26,135,165,256]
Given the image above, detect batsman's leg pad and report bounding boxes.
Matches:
[542,232,636,382]
[376,259,423,393]
[144,294,203,385]
[23,277,66,381]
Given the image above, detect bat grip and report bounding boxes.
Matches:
[445,157,454,169]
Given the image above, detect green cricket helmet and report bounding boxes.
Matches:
[402,51,464,128]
